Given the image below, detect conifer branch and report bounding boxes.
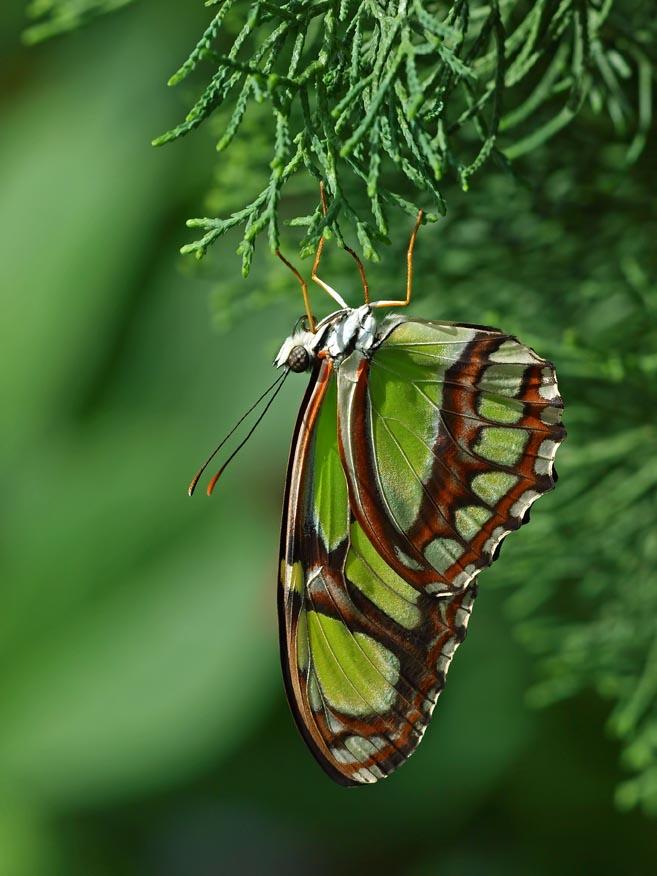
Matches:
[26,1,652,274]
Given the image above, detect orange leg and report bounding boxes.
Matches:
[276,249,316,332]
[311,183,348,309]
[277,183,375,323]
[311,182,370,307]
[370,209,424,310]
[343,242,370,305]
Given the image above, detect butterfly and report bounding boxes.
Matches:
[190,194,565,786]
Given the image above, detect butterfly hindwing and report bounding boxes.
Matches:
[279,357,476,785]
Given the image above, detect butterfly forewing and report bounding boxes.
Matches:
[338,318,565,597]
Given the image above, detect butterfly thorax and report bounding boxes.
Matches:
[274,305,378,372]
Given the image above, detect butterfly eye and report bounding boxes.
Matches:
[287,345,310,372]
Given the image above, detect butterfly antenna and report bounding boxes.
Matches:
[188,370,288,497]
[206,368,290,495]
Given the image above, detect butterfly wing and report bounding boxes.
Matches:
[279,358,475,785]
[338,318,565,596]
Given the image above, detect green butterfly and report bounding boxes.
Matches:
[192,205,565,786]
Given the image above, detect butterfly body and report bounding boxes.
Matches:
[274,307,565,785]
[274,304,378,367]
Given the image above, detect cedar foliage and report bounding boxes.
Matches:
[27,1,653,274]
[24,0,657,813]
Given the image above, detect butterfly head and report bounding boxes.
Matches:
[274,326,317,372]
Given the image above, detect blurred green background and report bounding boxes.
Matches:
[2,1,657,874]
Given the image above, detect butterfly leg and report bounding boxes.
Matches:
[343,243,370,305]
[276,249,317,332]
[314,182,370,304]
[317,182,371,305]
[370,209,424,309]
[311,183,349,309]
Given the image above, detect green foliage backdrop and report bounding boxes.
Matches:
[1,0,656,872]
